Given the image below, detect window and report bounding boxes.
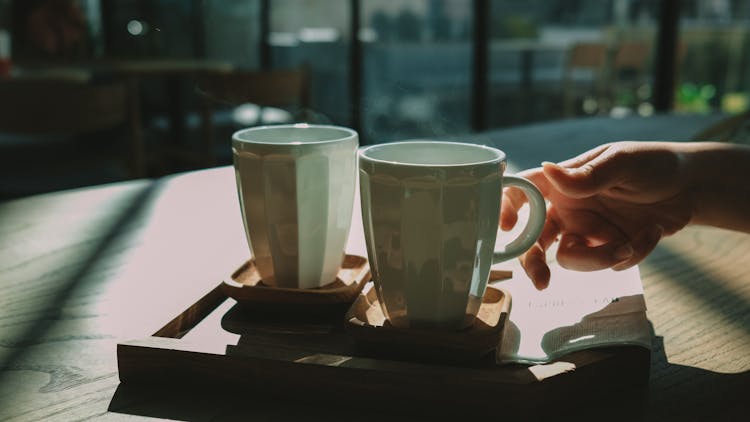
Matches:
[677,0,750,115]
[5,0,747,156]
[362,0,473,143]
[488,0,660,125]
[269,0,351,126]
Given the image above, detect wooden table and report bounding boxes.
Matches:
[0,114,747,420]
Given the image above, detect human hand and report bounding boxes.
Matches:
[502,141,695,289]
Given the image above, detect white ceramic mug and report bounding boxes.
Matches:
[233,124,358,289]
[359,141,546,329]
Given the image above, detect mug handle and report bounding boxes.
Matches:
[493,175,547,264]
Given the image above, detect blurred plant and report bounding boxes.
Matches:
[721,92,749,114]
[612,83,651,115]
[675,83,716,113]
[491,16,538,39]
[615,90,637,108]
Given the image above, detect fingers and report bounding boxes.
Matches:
[500,185,527,231]
[516,214,661,286]
[556,233,634,272]
[542,146,629,198]
[556,144,610,168]
[612,225,664,271]
[500,168,550,231]
[519,243,551,290]
[519,209,560,290]
[538,209,561,250]
[555,224,663,272]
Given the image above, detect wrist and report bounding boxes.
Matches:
[680,142,750,230]
[675,143,706,225]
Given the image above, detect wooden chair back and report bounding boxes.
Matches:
[0,80,126,133]
[562,42,610,116]
[566,43,609,70]
[0,78,144,177]
[612,41,651,71]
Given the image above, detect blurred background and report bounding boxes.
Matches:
[0,0,749,199]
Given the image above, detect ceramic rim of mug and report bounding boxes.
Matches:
[232,124,358,147]
[358,141,505,168]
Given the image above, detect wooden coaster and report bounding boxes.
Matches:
[221,254,370,307]
[344,270,512,362]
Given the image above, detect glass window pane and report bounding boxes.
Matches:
[677,0,750,115]
[362,0,473,143]
[489,0,659,127]
[105,0,199,58]
[204,0,261,68]
[269,0,351,126]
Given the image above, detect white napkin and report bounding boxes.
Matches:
[494,260,652,364]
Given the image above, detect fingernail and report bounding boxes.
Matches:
[563,236,582,249]
[542,161,569,173]
[556,164,581,176]
[614,244,634,260]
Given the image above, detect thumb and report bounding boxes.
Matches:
[542,153,624,198]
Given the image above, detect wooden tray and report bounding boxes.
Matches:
[220,254,370,314]
[345,284,511,362]
[117,273,650,413]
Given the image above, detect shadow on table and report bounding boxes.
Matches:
[647,334,748,420]
[108,380,527,422]
[108,381,396,422]
[642,242,750,419]
[0,182,159,393]
[108,320,747,422]
[108,238,750,422]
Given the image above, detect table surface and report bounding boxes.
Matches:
[1,114,748,421]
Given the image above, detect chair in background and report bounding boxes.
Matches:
[0,77,144,198]
[562,42,610,117]
[612,41,650,79]
[194,65,311,166]
[608,41,652,109]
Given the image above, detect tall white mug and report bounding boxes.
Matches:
[233,124,358,289]
[359,141,546,329]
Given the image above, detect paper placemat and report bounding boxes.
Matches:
[494,260,651,364]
